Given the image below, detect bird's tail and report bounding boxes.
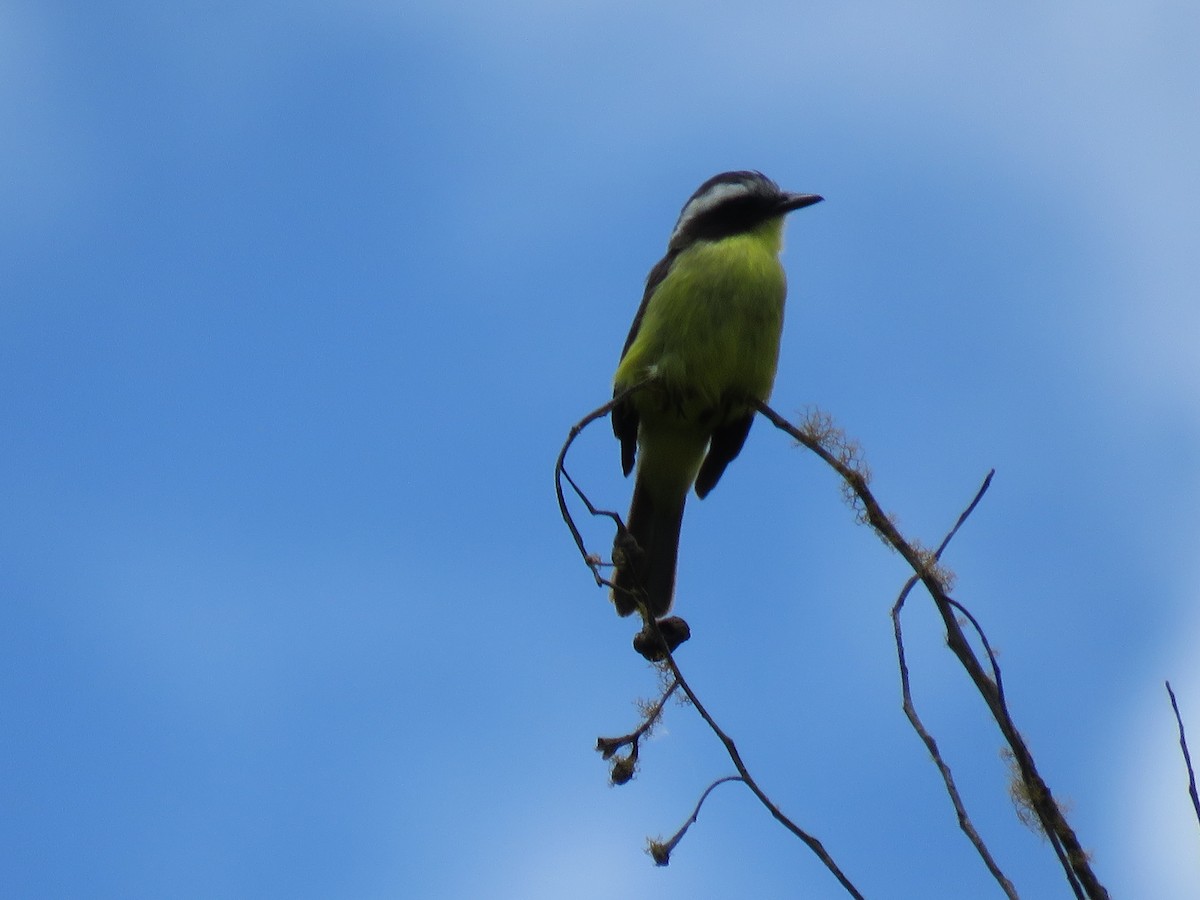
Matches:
[611,474,686,619]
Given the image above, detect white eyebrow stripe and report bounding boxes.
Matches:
[669,180,756,244]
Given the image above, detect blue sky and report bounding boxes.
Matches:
[3,2,1199,897]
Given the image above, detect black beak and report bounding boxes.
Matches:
[779,192,823,213]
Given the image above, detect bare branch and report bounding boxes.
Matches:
[754,399,1110,900]
[562,394,1113,898]
[596,679,680,785]
[554,392,630,590]
[596,679,680,760]
[1166,681,1200,835]
[649,618,867,898]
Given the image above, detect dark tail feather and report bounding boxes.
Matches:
[611,476,686,619]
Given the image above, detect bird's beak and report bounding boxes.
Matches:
[779,193,823,213]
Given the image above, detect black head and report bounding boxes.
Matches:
[668,170,822,252]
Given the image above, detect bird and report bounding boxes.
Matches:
[610,170,822,623]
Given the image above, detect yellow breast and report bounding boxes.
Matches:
[615,227,787,423]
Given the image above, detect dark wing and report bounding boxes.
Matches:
[613,251,676,477]
[612,394,639,477]
[693,412,755,499]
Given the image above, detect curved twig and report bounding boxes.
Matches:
[648,776,745,865]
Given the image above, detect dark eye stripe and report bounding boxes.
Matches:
[669,173,782,249]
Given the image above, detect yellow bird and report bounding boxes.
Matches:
[611,171,822,623]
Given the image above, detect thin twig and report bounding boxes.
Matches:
[596,679,680,760]
[555,379,660,599]
[648,776,745,865]
[554,394,628,587]
[892,473,1019,899]
[1166,681,1200,834]
[652,624,866,898]
[754,399,1109,900]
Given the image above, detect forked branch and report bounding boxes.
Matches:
[753,399,1109,900]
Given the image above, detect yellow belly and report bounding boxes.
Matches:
[615,231,787,426]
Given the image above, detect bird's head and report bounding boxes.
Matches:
[668,170,822,252]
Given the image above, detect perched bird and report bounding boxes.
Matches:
[611,170,822,621]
